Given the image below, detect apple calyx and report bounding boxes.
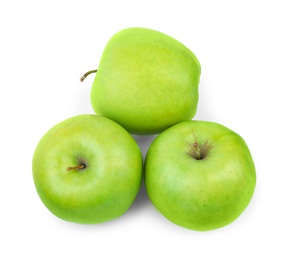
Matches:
[67,164,86,171]
[80,70,98,82]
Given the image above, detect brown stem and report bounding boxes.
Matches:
[67,164,86,171]
[193,142,201,160]
[80,69,98,82]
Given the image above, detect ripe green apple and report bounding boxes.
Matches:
[82,27,201,134]
[32,114,142,224]
[144,120,256,231]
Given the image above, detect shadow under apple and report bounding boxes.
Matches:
[132,134,157,159]
[125,134,157,214]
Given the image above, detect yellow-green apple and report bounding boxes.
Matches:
[32,114,142,224]
[81,27,201,134]
[144,120,256,231]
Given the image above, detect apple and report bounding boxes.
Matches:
[81,27,201,134]
[32,114,142,224]
[144,120,256,231]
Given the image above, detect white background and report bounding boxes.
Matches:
[1,0,286,259]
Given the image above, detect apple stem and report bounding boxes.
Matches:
[67,164,86,171]
[193,142,201,160]
[80,69,98,82]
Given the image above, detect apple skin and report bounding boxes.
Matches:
[144,120,256,231]
[32,114,142,224]
[90,27,201,134]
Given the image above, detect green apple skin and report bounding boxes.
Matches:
[145,120,256,231]
[32,114,142,224]
[90,27,201,134]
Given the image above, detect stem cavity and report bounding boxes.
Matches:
[80,69,98,82]
[188,135,213,160]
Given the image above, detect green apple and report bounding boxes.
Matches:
[144,120,256,231]
[81,27,201,134]
[32,114,142,224]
